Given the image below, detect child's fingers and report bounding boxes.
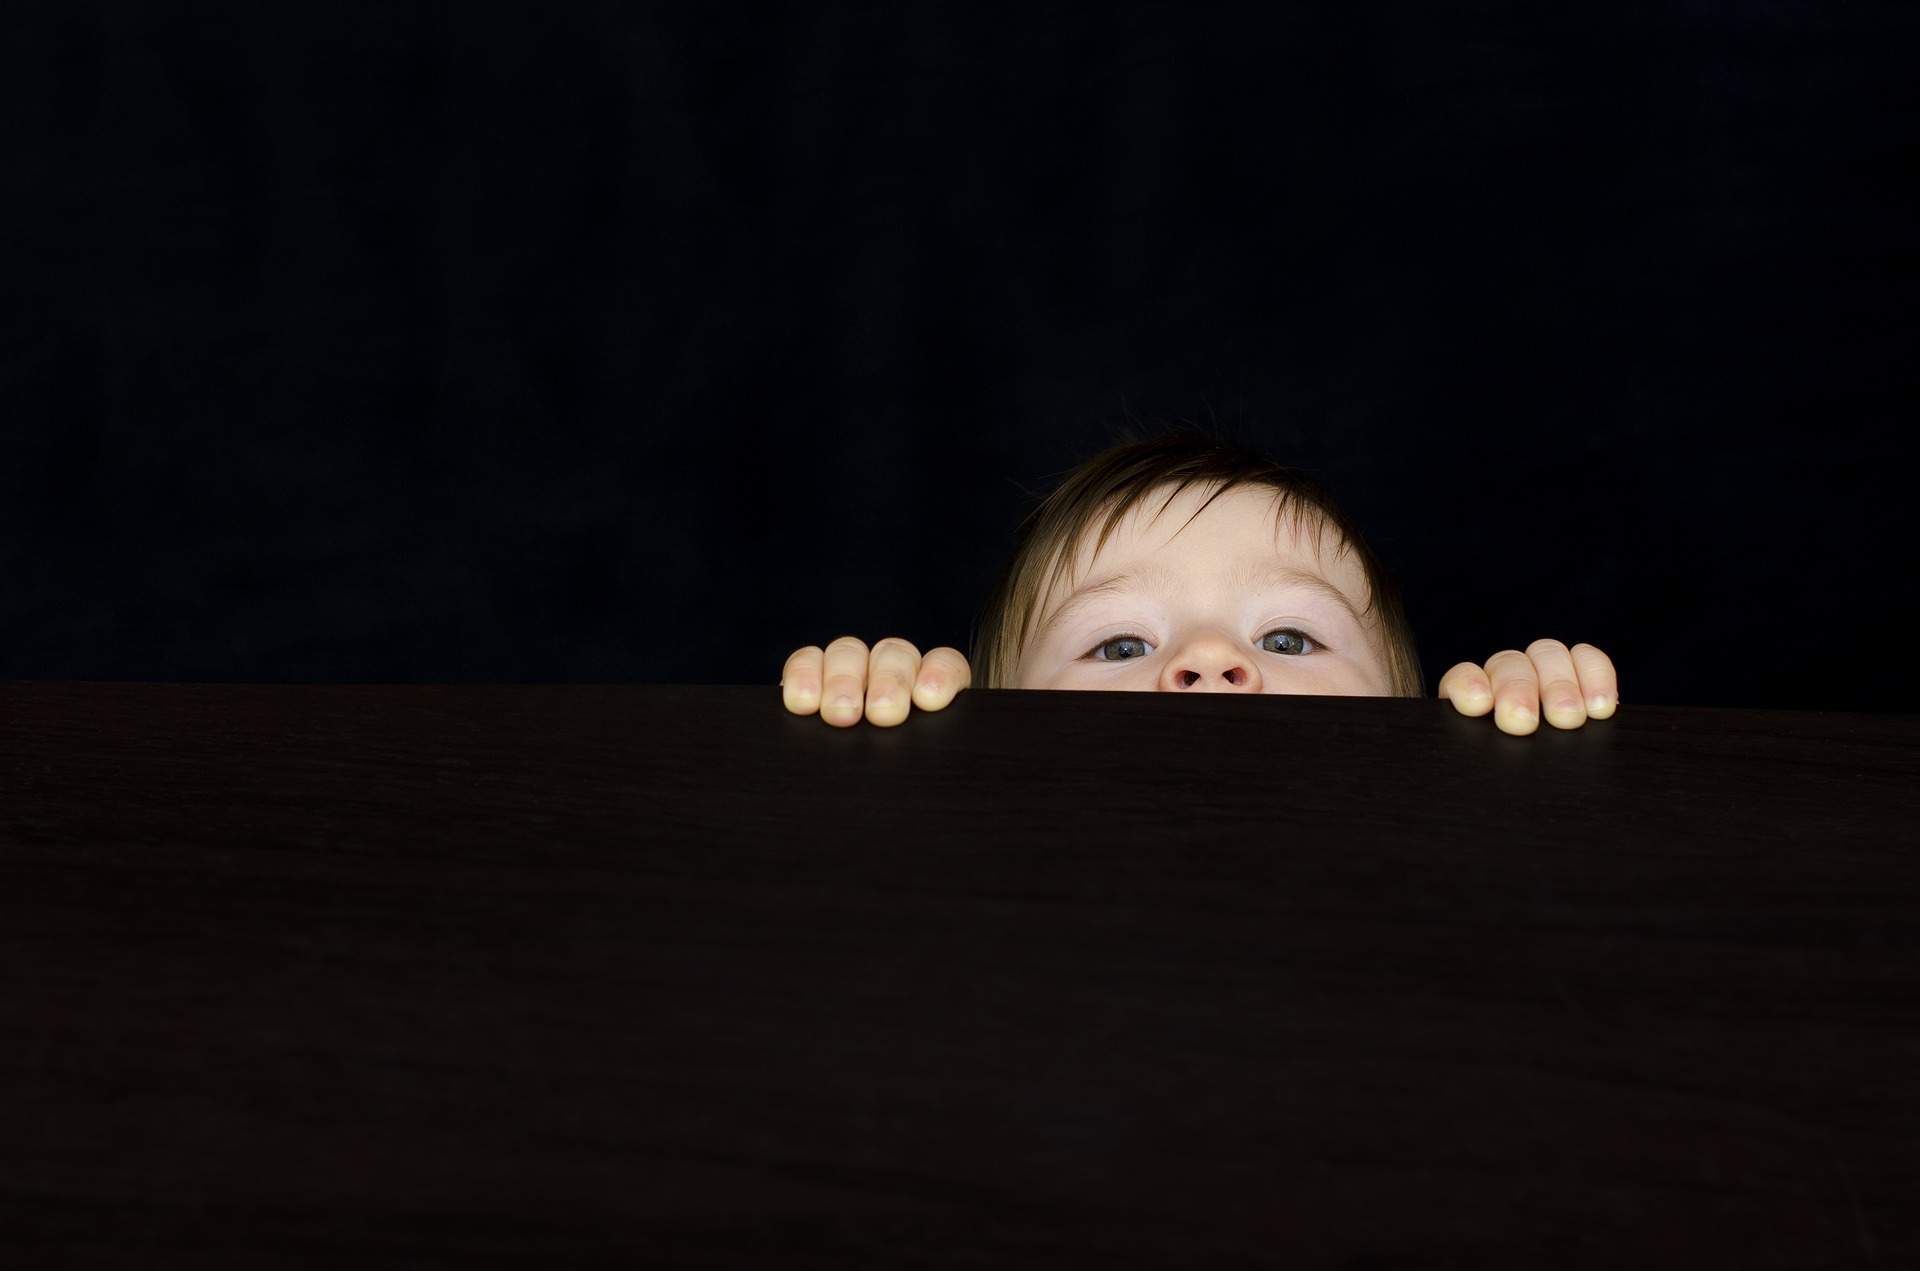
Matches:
[1436,661,1493,716]
[863,637,924,728]
[1483,648,1542,735]
[1526,638,1587,731]
[1571,643,1619,719]
[781,645,826,715]
[818,636,874,728]
[912,647,973,712]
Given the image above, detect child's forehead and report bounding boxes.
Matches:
[1064,481,1332,571]
[1026,481,1367,633]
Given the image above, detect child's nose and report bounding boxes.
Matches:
[1162,636,1261,693]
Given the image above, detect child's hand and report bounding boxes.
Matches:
[782,636,974,728]
[1437,640,1619,736]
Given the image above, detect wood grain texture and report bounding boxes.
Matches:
[2,683,1916,1268]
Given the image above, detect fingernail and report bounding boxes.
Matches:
[1590,694,1608,711]
[832,695,854,710]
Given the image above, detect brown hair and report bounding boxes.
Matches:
[968,425,1424,697]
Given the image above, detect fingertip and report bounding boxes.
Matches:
[820,695,863,728]
[865,691,911,728]
[1437,663,1491,706]
[1449,688,1493,717]
[1496,704,1540,736]
[1543,688,1588,730]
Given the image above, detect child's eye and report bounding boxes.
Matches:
[1084,628,1321,661]
[1260,628,1319,656]
[1088,634,1154,662]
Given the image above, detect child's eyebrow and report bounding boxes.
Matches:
[1035,558,1365,647]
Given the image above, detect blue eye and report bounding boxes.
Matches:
[1090,635,1153,661]
[1085,628,1320,661]
[1261,629,1316,656]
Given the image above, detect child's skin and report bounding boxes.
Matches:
[783,481,1618,737]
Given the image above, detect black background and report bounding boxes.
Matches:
[4,2,1913,710]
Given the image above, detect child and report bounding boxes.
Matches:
[782,428,1618,738]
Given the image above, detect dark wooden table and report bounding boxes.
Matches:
[2,682,1915,1268]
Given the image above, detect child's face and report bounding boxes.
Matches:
[1015,481,1394,695]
